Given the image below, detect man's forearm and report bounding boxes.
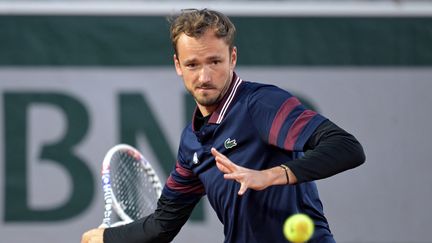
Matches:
[284,120,365,183]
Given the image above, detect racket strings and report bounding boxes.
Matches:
[110,150,160,220]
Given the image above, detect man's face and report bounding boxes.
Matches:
[174,29,237,115]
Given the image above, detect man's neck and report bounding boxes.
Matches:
[196,103,218,117]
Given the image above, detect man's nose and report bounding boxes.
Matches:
[198,65,211,83]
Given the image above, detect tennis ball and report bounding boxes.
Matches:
[283,213,314,243]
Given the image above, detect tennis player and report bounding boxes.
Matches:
[82,8,365,243]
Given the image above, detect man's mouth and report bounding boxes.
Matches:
[196,85,215,90]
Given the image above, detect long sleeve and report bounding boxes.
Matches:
[103,194,198,243]
[284,119,366,183]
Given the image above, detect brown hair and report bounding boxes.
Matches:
[169,8,236,56]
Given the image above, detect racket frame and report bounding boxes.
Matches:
[100,144,162,228]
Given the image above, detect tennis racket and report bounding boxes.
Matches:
[100,144,163,228]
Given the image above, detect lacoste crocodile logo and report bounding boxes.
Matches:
[224,138,237,149]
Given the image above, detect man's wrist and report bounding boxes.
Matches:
[265,166,289,186]
[279,164,290,184]
[266,164,298,186]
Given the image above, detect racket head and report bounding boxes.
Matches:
[101,144,162,227]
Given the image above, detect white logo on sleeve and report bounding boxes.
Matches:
[193,152,199,164]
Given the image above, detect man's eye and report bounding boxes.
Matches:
[186,63,197,68]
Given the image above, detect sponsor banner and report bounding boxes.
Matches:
[1,67,432,242]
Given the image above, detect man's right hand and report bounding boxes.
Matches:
[81,228,105,243]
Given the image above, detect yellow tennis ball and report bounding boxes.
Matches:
[283,213,314,243]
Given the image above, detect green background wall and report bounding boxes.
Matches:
[1,16,431,66]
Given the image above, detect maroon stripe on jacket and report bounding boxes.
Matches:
[166,176,205,194]
[284,110,317,151]
[268,96,301,146]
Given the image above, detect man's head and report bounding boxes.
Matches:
[169,8,236,57]
[169,9,238,116]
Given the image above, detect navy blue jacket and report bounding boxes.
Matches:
[104,73,365,243]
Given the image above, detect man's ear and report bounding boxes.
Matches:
[173,54,182,76]
[230,47,237,72]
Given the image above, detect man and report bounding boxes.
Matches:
[82,8,365,243]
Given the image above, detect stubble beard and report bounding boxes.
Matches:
[192,91,223,107]
[192,76,232,107]
[198,96,220,106]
